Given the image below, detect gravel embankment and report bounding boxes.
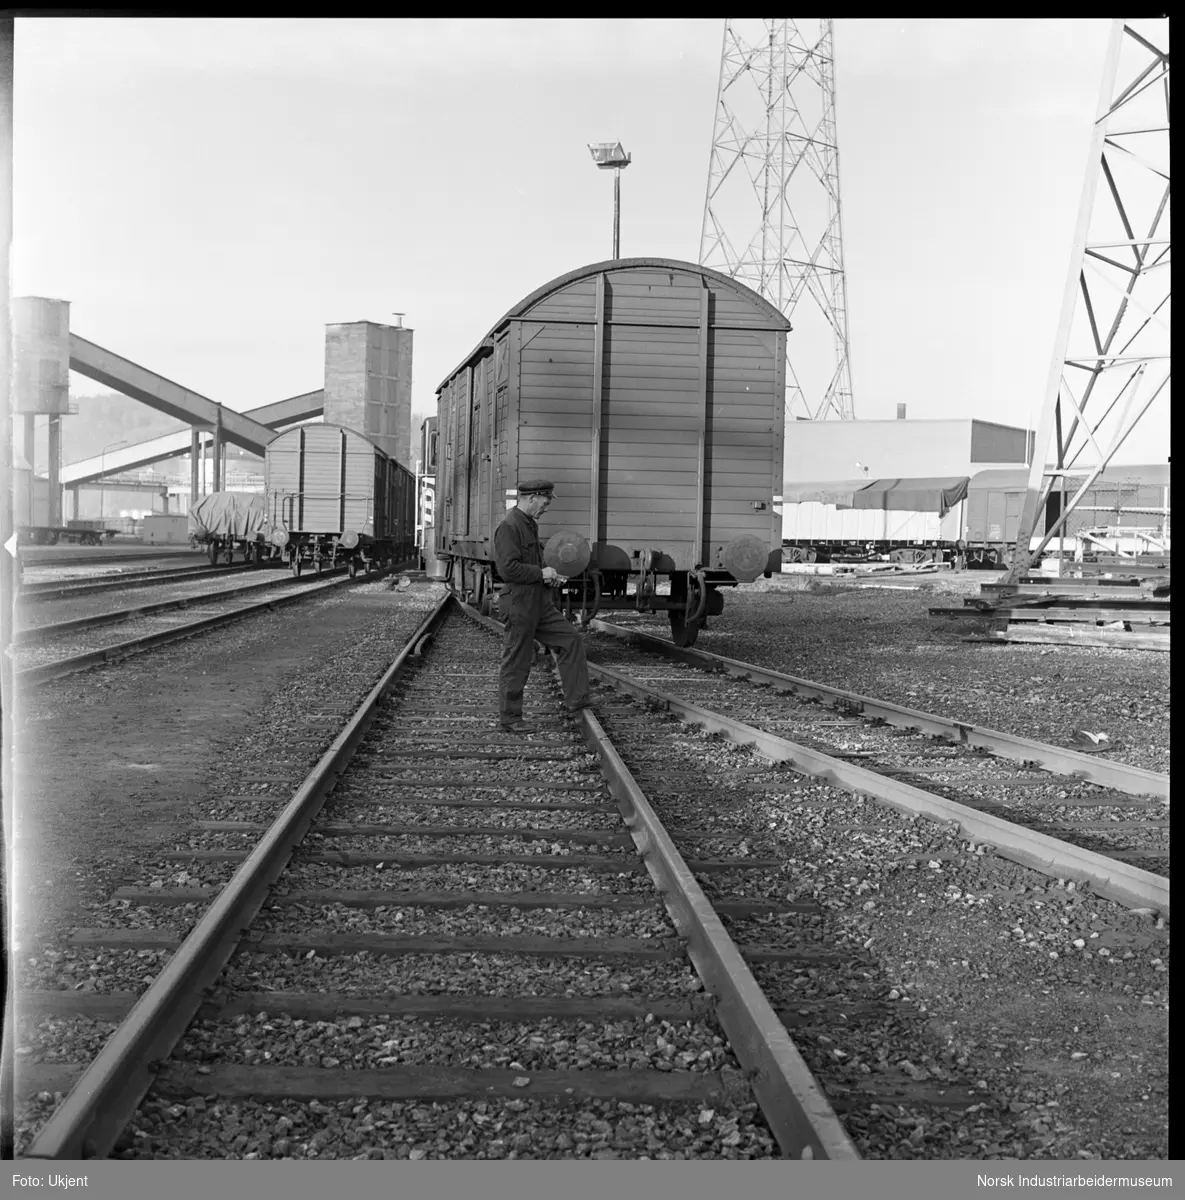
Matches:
[595,573,1170,774]
[12,580,448,1152]
[118,1095,778,1159]
[591,701,1168,1160]
[14,578,1167,1160]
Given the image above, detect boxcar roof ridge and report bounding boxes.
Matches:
[435,257,793,393]
[269,421,391,461]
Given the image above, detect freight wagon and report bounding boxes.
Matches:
[12,474,115,545]
[780,465,1171,567]
[432,258,790,646]
[264,423,417,577]
[187,492,274,564]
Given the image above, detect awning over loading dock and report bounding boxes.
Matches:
[779,480,871,508]
[781,476,971,517]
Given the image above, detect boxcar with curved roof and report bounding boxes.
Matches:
[265,422,416,577]
[431,258,792,645]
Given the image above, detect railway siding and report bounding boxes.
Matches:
[586,695,1168,1158]
[12,574,1168,1160]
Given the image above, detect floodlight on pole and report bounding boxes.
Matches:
[588,142,631,260]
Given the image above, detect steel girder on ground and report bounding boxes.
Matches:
[1008,19,1170,580]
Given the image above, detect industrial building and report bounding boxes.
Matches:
[783,415,1034,482]
[779,414,1169,564]
[10,297,414,544]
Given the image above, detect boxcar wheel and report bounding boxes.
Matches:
[208,542,219,566]
[224,544,235,565]
[348,557,358,578]
[291,555,302,578]
[668,613,702,648]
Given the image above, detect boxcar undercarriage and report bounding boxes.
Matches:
[447,555,753,647]
[277,532,406,579]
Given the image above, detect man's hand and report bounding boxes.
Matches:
[541,566,561,584]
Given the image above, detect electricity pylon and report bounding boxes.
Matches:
[1007,18,1170,580]
[699,18,855,421]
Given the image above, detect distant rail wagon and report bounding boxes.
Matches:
[264,423,416,577]
[780,466,1171,568]
[430,258,791,646]
[187,492,273,565]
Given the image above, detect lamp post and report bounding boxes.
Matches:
[99,440,128,522]
[588,142,631,260]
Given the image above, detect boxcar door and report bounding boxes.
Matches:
[703,322,784,562]
[599,270,703,569]
[296,426,349,532]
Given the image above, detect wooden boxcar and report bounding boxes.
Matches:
[433,258,791,645]
[264,423,417,577]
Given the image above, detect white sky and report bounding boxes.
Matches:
[12,17,1169,464]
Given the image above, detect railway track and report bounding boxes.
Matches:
[20,562,262,601]
[14,566,399,688]
[15,595,852,1160]
[583,621,1170,906]
[14,596,1168,1159]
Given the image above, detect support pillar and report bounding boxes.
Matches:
[21,416,35,525]
[212,406,223,492]
[47,415,61,525]
[190,429,200,504]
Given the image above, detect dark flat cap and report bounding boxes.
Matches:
[517,479,555,496]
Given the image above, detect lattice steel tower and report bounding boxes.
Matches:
[700,18,855,421]
[1007,18,1170,580]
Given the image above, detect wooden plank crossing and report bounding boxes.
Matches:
[979,624,1169,651]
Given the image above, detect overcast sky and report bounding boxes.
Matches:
[12,17,1168,465]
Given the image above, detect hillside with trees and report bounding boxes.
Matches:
[33,390,190,473]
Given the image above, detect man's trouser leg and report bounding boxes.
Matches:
[534,606,590,708]
[499,614,537,724]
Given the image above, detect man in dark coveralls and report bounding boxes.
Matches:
[494,480,592,733]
